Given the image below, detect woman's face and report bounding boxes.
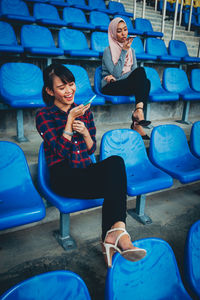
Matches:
[116,21,128,43]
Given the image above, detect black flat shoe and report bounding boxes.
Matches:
[142,134,150,140]
[132,107,151,128]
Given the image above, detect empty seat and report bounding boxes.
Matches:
[0,270,91,299]
[190,68,200,93]
[108,1,133,17]
[190,121,200,158]
[105,238,191,300]
[37,142,103,250]
[0,21,24,54]
[89,11,110,32]
[131,36,157,61]
[100,129,173,224]
[88,0,117,15]
[67,0,94,12]
[146,37,181,62]
[149,124,200,184]
[91,31,109,56]
[135,18,164,37]
[21,24,64,56]
[48,0,69,7]
[0,0,35,23]
[94,66,135,104]
[168,40,200,63]
[33,3,67,26]
[59,28,99,58]
[114,15,143,35]
[64,64,105,105]
[0,141,45,230]
[63,7,95,30]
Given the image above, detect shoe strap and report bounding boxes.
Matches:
[115,231,131,248]
[104,227,126,242]
[134,107,143,112]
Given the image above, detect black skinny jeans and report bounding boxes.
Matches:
[102,67,150,107]
[49,155,127,240]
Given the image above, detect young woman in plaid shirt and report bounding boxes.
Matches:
[36,63,146,268]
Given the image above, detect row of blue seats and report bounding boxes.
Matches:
[0,122,200,299]
[1,219,200,300]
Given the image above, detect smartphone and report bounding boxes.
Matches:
[128,35,137,39]
[83,95,96,106]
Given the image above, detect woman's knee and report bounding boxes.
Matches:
[107,155,126,172]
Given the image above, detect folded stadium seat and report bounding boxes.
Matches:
[89,11,110,32]
[131,36,158,61]
[105,238,192,300]
[0,141,45,231]
[62,7,95,31]
[21,24,64,57]
[168,39,200,63]
[37,142,103,250]
[100,129,173,224]
[149,124,200,183]
[134,18,164,37]
[33,3,67,27]
[48,0,69,7]
[108,1,133,17]
[0,62,45,142]
[114,15,144,35]
[0,0,36,23]
[162,68,200,123]
[91,31,109,56]
[88,0,118,15]
[190,121,200,158]
[146,37,182,62]
[182,11,200,30]
[0,270,91,300]
[184,220,200,299]
[94,66,135,104]
[67,0,94,12]
[0,21,24,54]
[59,28,99,58]
[64,64,105,105]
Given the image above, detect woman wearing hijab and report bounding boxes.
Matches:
[101,17,151,140]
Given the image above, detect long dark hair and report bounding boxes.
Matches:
[42,63,75,105]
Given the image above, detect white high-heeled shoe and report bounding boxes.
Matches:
[103,228,147,268]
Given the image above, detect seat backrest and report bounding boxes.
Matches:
[146,37,168,56]
[190,68,200,92]
[114,14,134,31]
[168,40,189,58]
[144,66,162,93]
[94,66,103,93]
[33,3,60,20]
[190,121,200,158]
[182,10,196,25]
[89,11,110,27]
[67,0,86,5]
[88,0,106,10]
[162,68,190,93]
[135,17,153,31]
[108,1,125,12]
[0,0,31,16]
[100,129,149,169]
[21,24,56,48]
[149,124,190,163]
[0,21,18,45]
[131,36,145,54]
[59,28,88,50]
[63,7,87,23]
[106,238,191,300]
[91,32,108,52]
[0,270,91,300]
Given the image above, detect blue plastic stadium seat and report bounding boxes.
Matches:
[0,141,45,231]
[59,28,99,58]
[105,238,192,300]
[146,37,181,62]
[88,0,117,15]
[149,124,200,184]
[0,21,24,54]
[184,220,200,299]
[65,64,105,106]
[94,66,135,104]
[108,1,133,17]
[0,0,35,23]
[21,24,64,56]
[135,18,164,37]
[91,32,109,56]
[33,3,67,26]
[100,129,173,224]
[190,121,200,158]
[114,15,143,35]
[37,142,103,250]
[89,11,110,32]
[0,270,91,300]
[63,7,95,30]
[182,11,199,29]
[190,68,200,93]
[168,40,200,63]
[25,0,49,3]
[48,0,69,7]
[131,36,157,61]
[67,0,94,12]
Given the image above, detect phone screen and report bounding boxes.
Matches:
[83,95,96,106]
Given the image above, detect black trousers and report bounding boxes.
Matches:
[102,67,150,107]
[49,155,127,240]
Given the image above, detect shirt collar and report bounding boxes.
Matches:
[48,102,77,114]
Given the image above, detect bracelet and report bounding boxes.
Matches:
[63,130,74,136]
